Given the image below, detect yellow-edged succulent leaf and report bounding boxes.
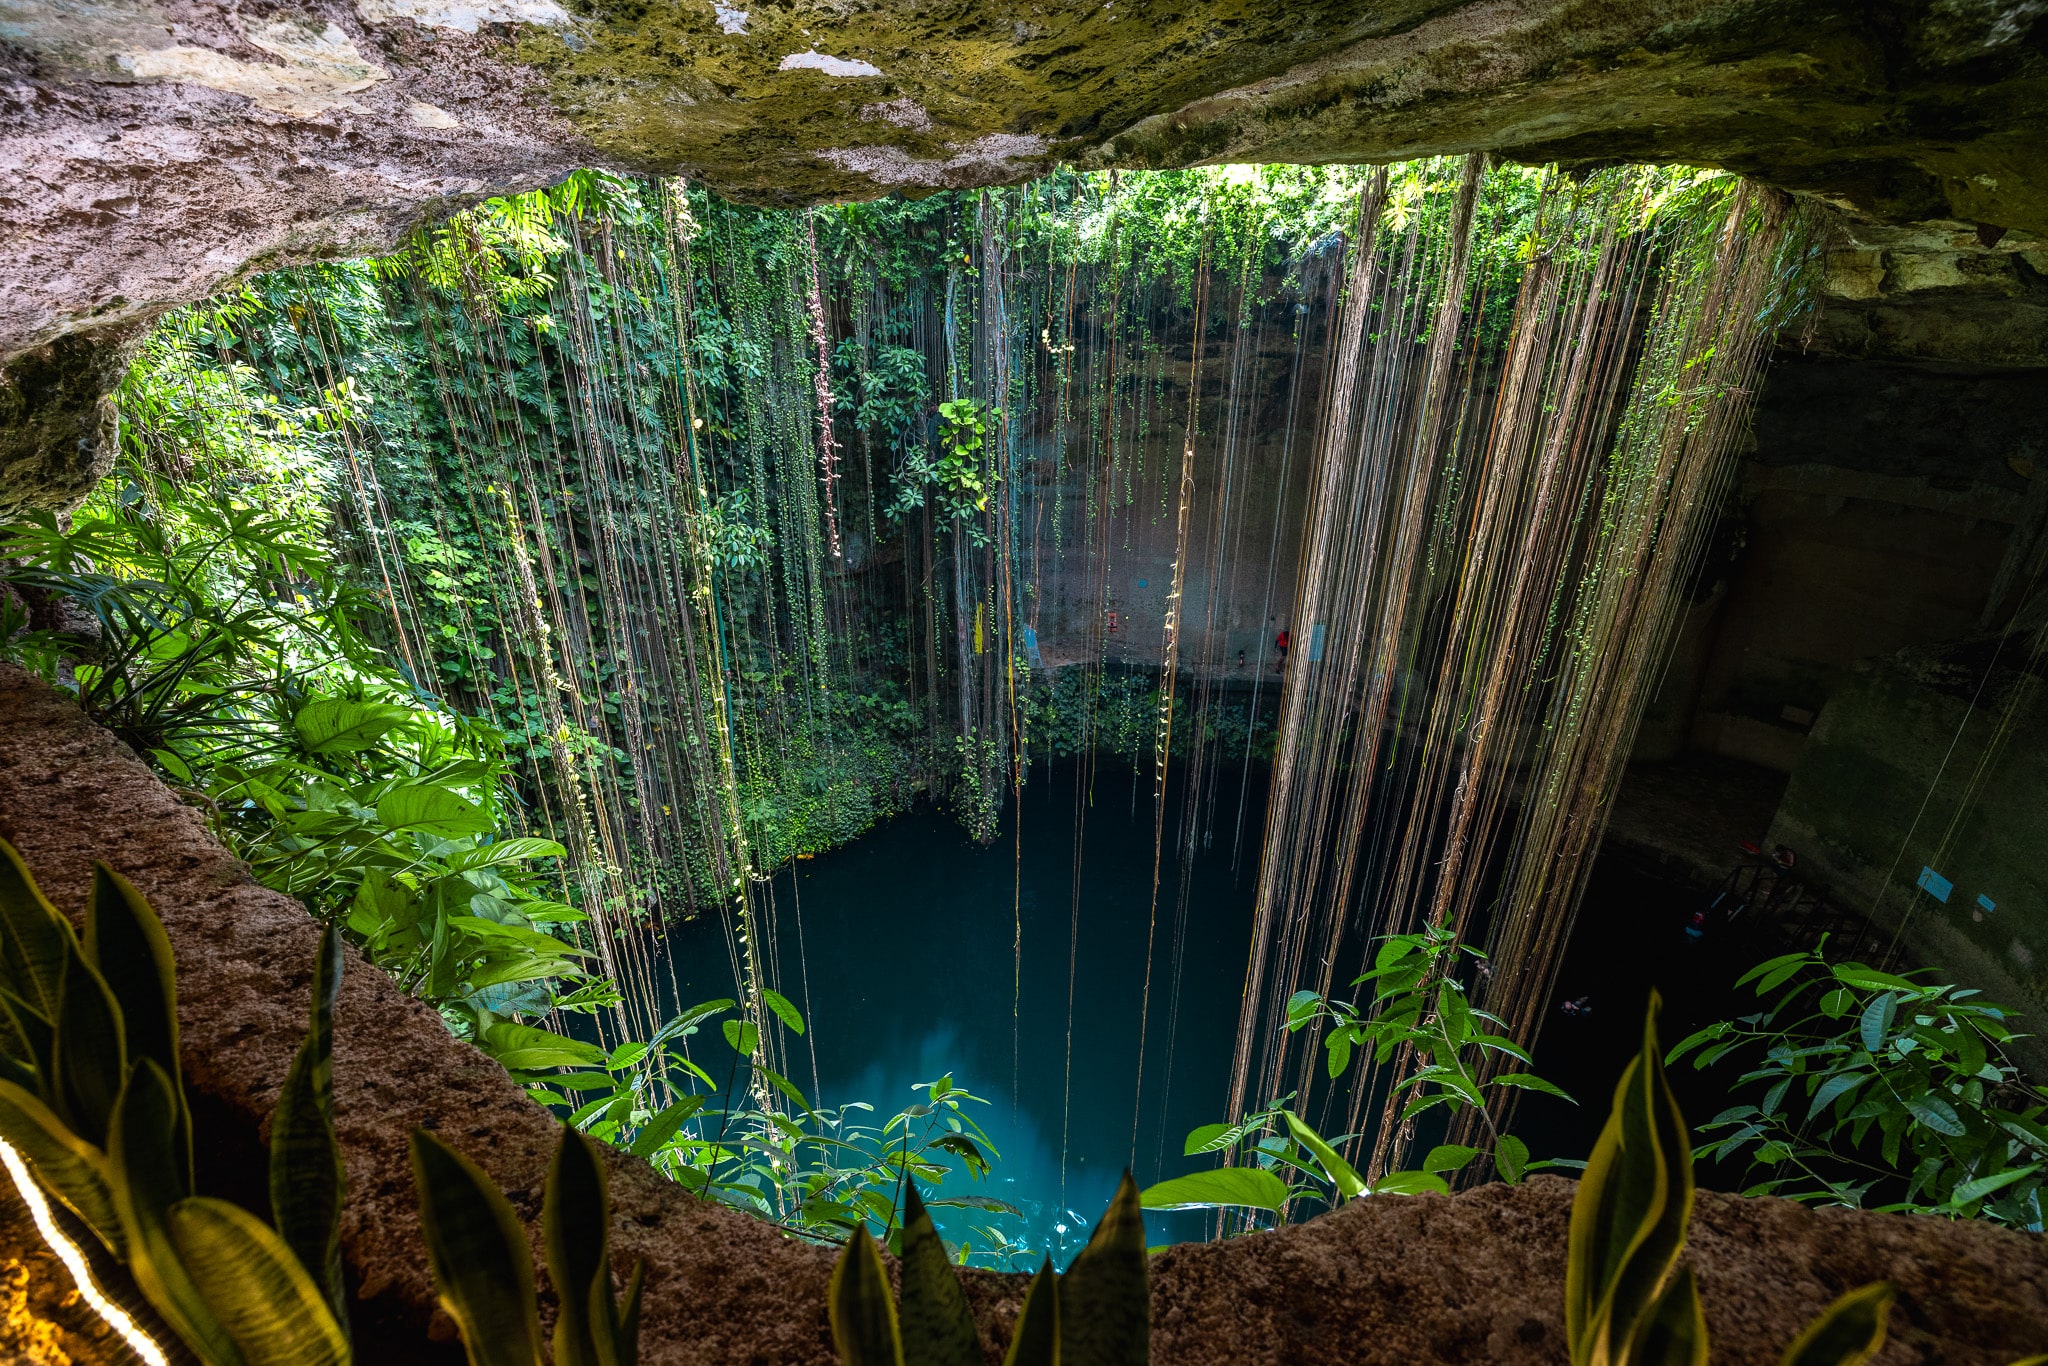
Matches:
[828,1229,903,1366]
[1779,1283,1894,1366]
[408,1129,542,1366]
[1566,991,1693,1366]
[899,1184,979,1366]
[1059,1172,1147,1366]
[164,1196,350,1366]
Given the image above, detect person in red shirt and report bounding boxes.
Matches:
[1274,627,1290,669]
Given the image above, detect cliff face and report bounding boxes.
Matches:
[3,0,2046,509]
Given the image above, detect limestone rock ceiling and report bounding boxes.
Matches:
[0,0,2044,502]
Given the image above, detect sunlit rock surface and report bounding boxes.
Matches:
[4,0,2046,508]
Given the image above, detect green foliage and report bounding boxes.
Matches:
[829,1174,1147,1366]
[1154,920,1568,1220]
[1565,993,1898,1366]
[529,998,1017,1261]
[1669,946,2046,1229]
[412,1120,644,1366]
[0,839,350,1364]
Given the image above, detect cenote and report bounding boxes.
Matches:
[2,95,2045,1366]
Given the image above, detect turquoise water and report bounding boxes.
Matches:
[650,759,1267,1262]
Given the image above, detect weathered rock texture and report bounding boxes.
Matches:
[0,660,2045,1363]
[4,0,2047,392]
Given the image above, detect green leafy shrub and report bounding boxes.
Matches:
[1150,919,1571,1219]
[1671,946,2045,1228]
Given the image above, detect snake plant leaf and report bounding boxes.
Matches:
[594,1259,643,1366]
[409,1129,542,1366]
[52,947,126,1149]
[829,1228,904,1366]
[1779,1283,1894,1366]
[164,1196,351,1366]
[271,926,347,1333]
[81,862,191,1188]
[546,1124,615,1366]
[83,864,180,1087]
[1626,1265,1708,1366]
[1060,1171,1147,1366]
[1003,1259,1059,1366]
[899,1184,978,1366]
[0,1076,123,1256]
[1566,990,1693,1366]
[112,1058,244,1366]
[0,986,54,1093]
[1284,1111,1365,1200]
[0,838,74,1020]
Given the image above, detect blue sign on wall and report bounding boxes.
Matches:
[1917,866,1953,903]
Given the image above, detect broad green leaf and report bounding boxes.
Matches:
[271,927,347,1332]
[1950,1164,2039,1206]
[479,1021,605,1072]
[1858,994,1896,1054]
[1139,1167,1289,1212]
[899,1185,978,1366]
[1903,1094,1965,1137]
[447,838,568,872]
[1183,1123,1235,1155]
[760,989,805,1036]
[0,1077,123,1256]
[1806,1072,1867,1123]
[375,785,494,837]
[294,698,410,756]
[627,1095,707,1159]
[1495,1134,1530,1185]
[1566,992,1693,1366]
[759,1066,816,1119]
[1285,990,1322,1029]
[0,839,75,1020]
[1422,1143,1479,1177]
[722,1019,758,1057]
[1779,1282,1893,1366]
[1285,1111,1364,1200]
[1493,1072,1575,1102]
[1003,1260,1059,1366]
[409,1129,542,1366]
[1372,1170,1450,1195]
[828,1230,903,1366]
[1735,952,1808,989]
[1830,965,1921,993]
[165,1197,350,1366]
[1060,1171,1146,1366]
[1627,1265,1708,1366]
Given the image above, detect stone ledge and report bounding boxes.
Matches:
[0,663,2041,1364]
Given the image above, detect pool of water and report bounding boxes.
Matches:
[636,753,1764,1264]
[649,758,1269,1261]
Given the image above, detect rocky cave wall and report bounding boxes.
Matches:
[5,0,2048,512]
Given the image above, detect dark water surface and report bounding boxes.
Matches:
[651,759,1267,1260]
